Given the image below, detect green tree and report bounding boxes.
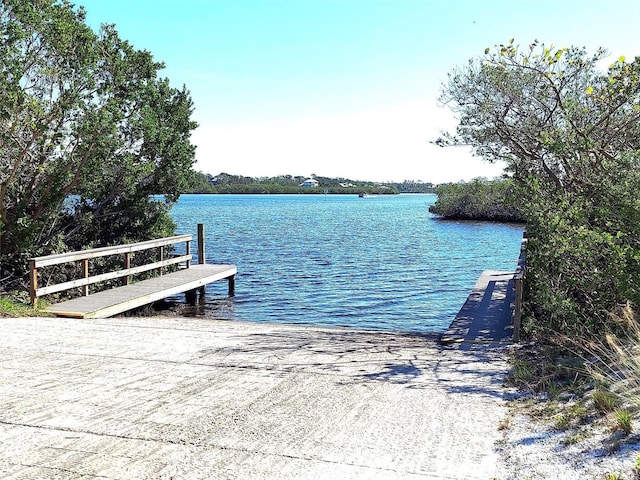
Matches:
[429,178,524,222]
[439,40,640,338]
[0,0,197,289]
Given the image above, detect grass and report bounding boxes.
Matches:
[614,409,633,435]
[592,388,619,413]
[504,306,640,479]
[586,304,640,402]
[0,295,43,317]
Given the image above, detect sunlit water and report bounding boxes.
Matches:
[168,194,524,333]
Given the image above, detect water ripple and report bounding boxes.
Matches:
[169,194,523,334]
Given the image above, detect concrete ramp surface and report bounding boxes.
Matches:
[0,316,509,479]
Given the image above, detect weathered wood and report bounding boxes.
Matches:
[157,246,164,276]
[441,270,515,344]
[35,254,192,297]
[124,252,131,285]
[228,275,235,296]
[511,236,527,343]
[29,259,38,308]
[45,264,237,318]
[197,223,205,265]
[29,228,237,318]
[512,275,523,343]
[81,259,89,296]
[31,234,192,268]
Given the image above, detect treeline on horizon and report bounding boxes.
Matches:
[185,172,436,195]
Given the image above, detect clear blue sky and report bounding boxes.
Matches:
[77,0,640,183]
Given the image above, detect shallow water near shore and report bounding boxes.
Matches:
[168,193,523,333]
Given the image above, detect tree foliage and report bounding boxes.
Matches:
[440,40,640,338]
[0,0,197,289]
[429,178,524,222]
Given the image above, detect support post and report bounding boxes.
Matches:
[81,259,89,296]
[197,223,205,264]
[29,259,38,307]
[185,288,197,306]
[228,275,235,297]
[124,252,131,285]
[157,246,164,276]
[512,275,523,343]
[185,239,191,269]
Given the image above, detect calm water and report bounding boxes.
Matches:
[169,194,523,333]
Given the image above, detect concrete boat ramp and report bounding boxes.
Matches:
[0,314,511,479]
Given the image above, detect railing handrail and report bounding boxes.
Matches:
[29,233,196,307]
[512,235,527,342]
[30,234,192,268]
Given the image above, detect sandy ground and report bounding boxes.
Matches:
[0,315,637,479]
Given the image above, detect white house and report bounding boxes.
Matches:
[300,178,319,188]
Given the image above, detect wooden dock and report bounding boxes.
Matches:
[440,270,515,345]
[45,264,237,318]
[30,224,237,319]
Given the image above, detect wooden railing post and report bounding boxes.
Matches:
[512,275,523,342]
[81,259,89,296]
[228,275,235,297]
[29,259,38,307]
[512,234,527,343]
[124,252,131,285]
[185,239,191,269]
[197,223,205,265]
[157,246,164,276]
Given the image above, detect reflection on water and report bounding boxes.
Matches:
[167,194,524,334]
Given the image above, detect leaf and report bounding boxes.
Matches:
[485,47,490,54]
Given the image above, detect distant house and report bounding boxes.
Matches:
[300,178,319,188]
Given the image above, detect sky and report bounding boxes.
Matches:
[76,0,640,184]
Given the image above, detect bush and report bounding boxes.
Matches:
[521,161,640,340]
[429,178,525,222]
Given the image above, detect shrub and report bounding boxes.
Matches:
[429,178,525,222]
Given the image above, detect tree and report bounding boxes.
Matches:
[439,40,640,338]
[429,178,524,222]
[0,0,197,289]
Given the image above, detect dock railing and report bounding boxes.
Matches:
[29,231,200,308]
[512,234,527,342]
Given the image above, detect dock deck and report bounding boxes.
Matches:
[45,264,237,318]
[440,270,515,345]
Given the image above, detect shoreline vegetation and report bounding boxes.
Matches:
[428,178,525,223]
[184,171,436,195]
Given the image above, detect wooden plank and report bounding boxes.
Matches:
[45,264,237,318]
[29,259,38,307]
[441,270,515,345]
[81,259,89,296]
[32,235,193,267]
[198,224,205,264]
[36,254,192,297]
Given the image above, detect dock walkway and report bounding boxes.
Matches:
[46,264,237,318]
[441,270,516,345]
[30,224,237,319]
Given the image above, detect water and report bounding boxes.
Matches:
[169,194,523,333]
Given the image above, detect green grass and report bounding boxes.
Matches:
[592,388,619,413]
[614,409,633,435]
[0,295,42,317]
